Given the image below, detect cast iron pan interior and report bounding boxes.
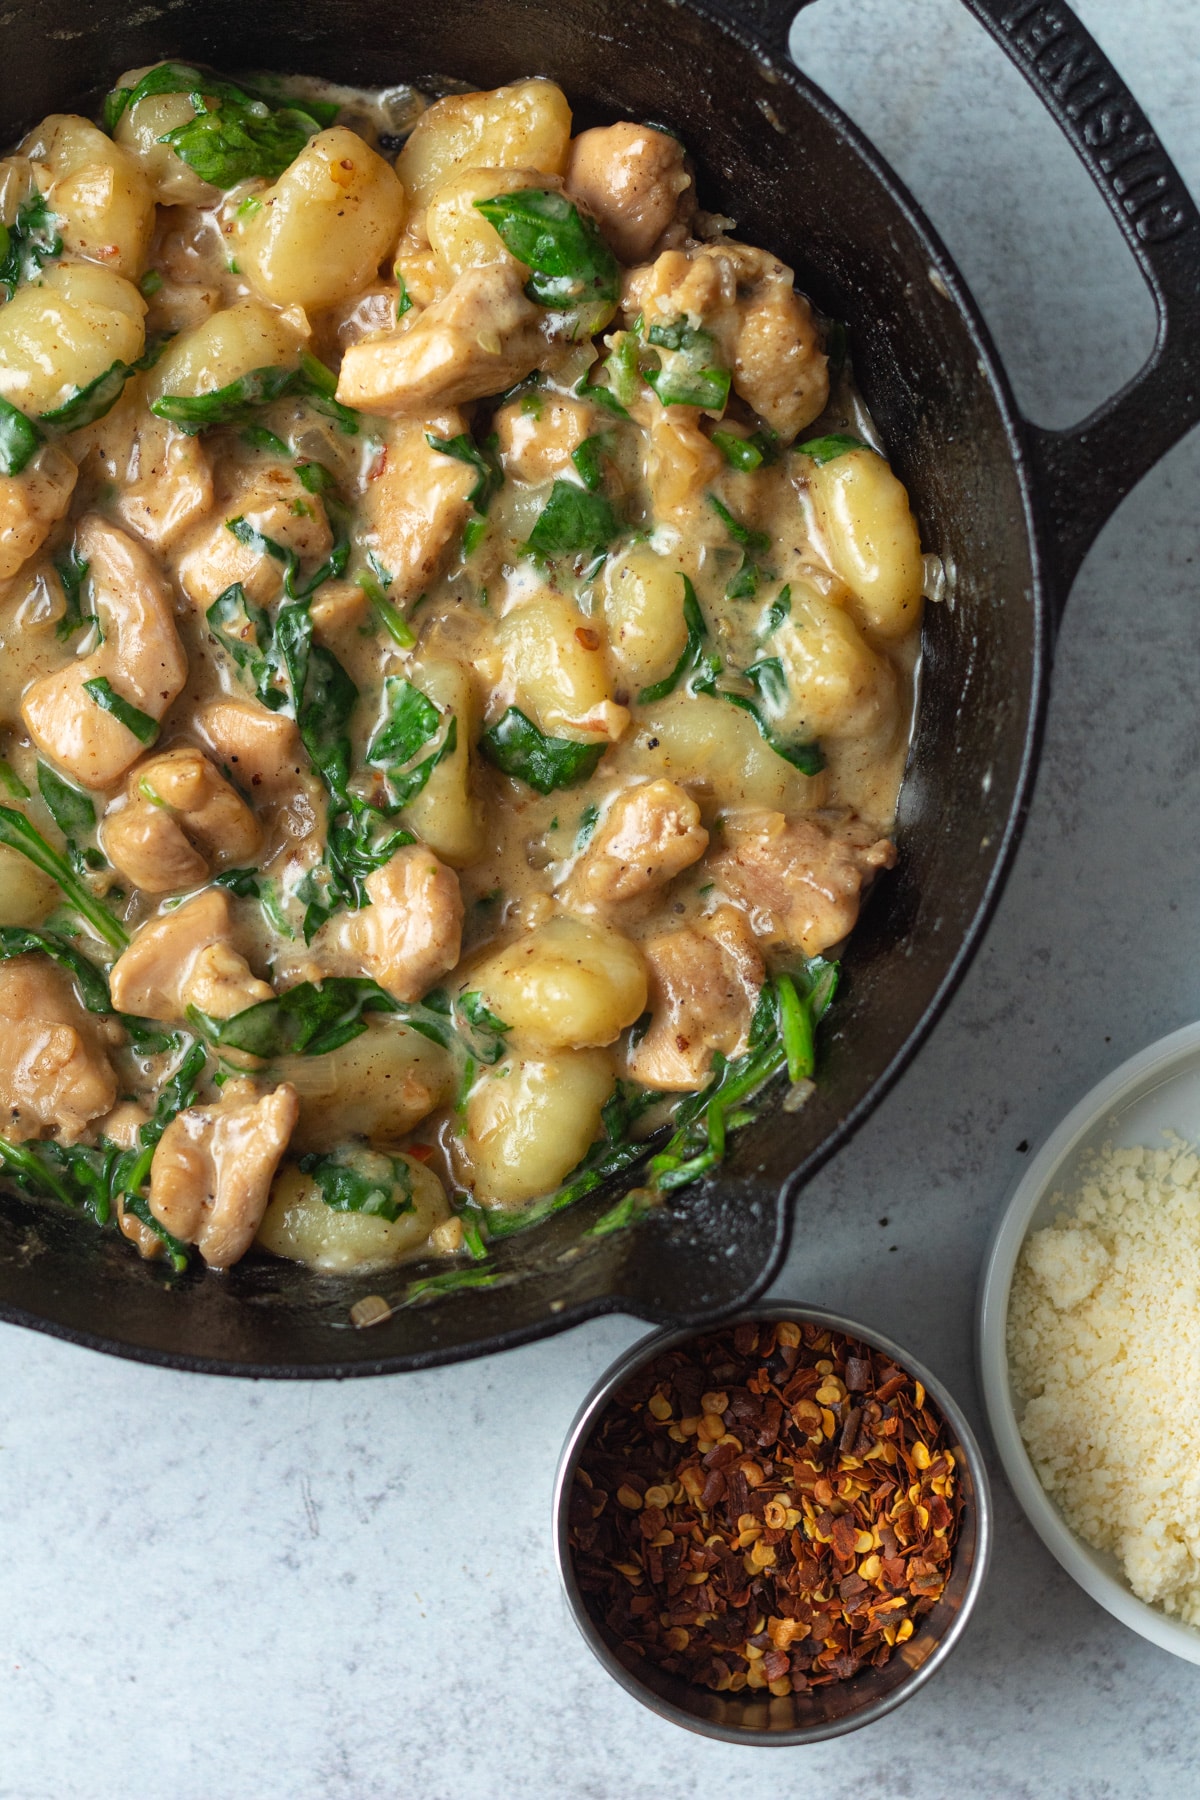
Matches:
[0,0,1043,1372]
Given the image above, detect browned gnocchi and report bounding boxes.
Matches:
[0,63,927,1297]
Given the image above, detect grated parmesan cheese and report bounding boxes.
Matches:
[1008,1137,1200,1625]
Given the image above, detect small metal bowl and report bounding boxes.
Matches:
[554,1303,992,1744]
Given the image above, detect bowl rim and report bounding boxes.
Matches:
[553,1300,993,1744]
[976,1018,1200,1665]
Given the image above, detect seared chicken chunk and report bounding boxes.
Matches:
[0,956,118,1141]
[101,746,262,893]
[150,1079,299,1268]
[0,445,78,581]
[316,845,464,1003]
[711,811,896,956]
[20,516,188,790]
[566,122,693,263]
[567,779,708,909]
[626,906,764,1091]
[196,699,308,796]
[115,414,213,553]
[361,411,476,601]
[624,240,828,440]
[493,394,591,484]
[109,886,272,1023]
[336,263,545,414]
[177,465,332,608]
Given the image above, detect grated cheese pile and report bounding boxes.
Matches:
[1008,1136,1200,1625]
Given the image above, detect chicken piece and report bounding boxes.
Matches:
[109,886,272,1024]
[309,578,368,641]
[115,413,213,553]
[565,122,693,264]
[0,445,78,581]
[711,811,896,956]
[336,262,545,415]
[493,393,590,484]
[567,779,708,909]
[361,411,476,602]
[316,845,463,1003]
[101,746,262,894]
[20,516,188,790]
[149,1079,299,1268]
[0,955,118,1142]
[176,465,332,608]
[643,406,723,519]
[626,906,764,1091]
[195,698,307,795]
[623,240,828,442]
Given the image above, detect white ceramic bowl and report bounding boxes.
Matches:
[978,1020,1200,1664]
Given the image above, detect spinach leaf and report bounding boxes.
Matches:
[454,990,510,1066]
[356,567,415,648]
[0,192,61,301]
[708,492,771,599]
[693,662,824,776]
[474,189,619,317]
[796,432,867,464]
[0,805,127,948]
[575,802,599,849]
[82,677,159,746]
[644,319,730,411]
[570,434,610,492]
[296,641,357,803]
[241,423,291,456]
[293,351,361,436]
[712,427,777,471]
[0,761,28,799]
[369,676,439,770]
[54,545,91,642]
[161,102,323,188]
[425,431,502,513]
[480,707,606,795]
[743,654,788,709]
[104,64,335,187]
[301,1146,414,1222]
[763,584,792,635]
[573,372,631,421]
[37,761,95,839]
[205,583,284,710]
[226,510,348,603]
[708,493,770,553]
[213,866,261,898]
[637,576,711,703]
[526,480,618,560]
[39,336,170,434]
[192,976,453,1058]
[403,1265,502,1304]
[601,332,641,406]
[0,397,40,476]
[151,363,299,433]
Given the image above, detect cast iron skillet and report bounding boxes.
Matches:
[0,0,1197,1375]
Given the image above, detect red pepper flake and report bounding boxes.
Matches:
[566,1321,963,1695]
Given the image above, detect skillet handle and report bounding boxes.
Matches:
[956,0,1200,605]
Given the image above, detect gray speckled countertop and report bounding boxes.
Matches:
[3,3,1199,1794]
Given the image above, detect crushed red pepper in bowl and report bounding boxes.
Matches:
[557,1309,990,1742]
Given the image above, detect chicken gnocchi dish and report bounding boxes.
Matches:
[0,66,926,1290]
